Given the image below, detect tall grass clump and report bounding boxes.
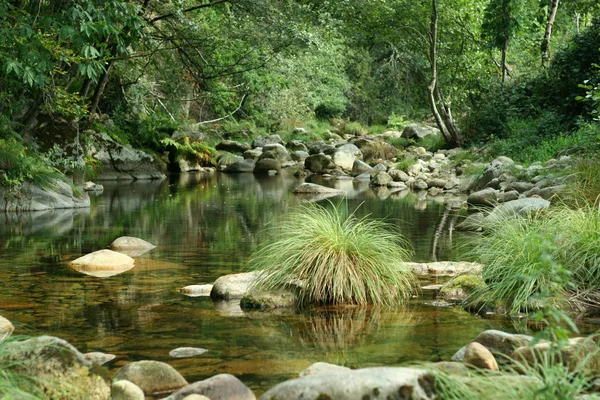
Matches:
[361,141,397,162]
[249,202,415,307]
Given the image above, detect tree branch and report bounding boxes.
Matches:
[149,0,231,24]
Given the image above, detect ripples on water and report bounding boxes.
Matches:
[0,172,518,394]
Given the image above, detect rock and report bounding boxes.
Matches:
[178,159,204,172]
[286,140,308,152]
[474,330,533,359]
[504,181,535,193]
[439,275,486,301]
[0,336,110,399]
[0,315,14,343]
[243,148,263,160]
[402,124,441,141]
[291,150,310,162]
[224,159,256,173]
[215,140,251,154]
[513,337,600,375]
[83,181,104,192]
[240,289,297,309]
[427,361,469,376]
[451,345,468,362]
[308,141,336,155]
[180,284,213,297]
[259,367,435,400]
[111,380,145,400]
[406,261,483,276]
[496,190,519,203]
[182,395,211,400]
[87,131,165,180]
[83,351,116,365]
[370,171,393,187]
[292,183,344,195]
[332,144,363,170]
[299,362,351,377]
[0,180,90,212]
[537,184,566,200]
[388,181,408,191]
[351,159,372,176]
[110,236,155,252]
[427,178,448,189]
[252,134,283,148]
[254,158,282,174]
[464,342,499,371]
[354,173,371,182]
[169,347,209,358]
[412,179,429,191]
[389,168,410,182]
[381,130,403,139]
[293,127,308,135]
[470,157,514,191]
[484,198,551,226]
[467,188,498,206]
[262,143,289,159]
[71,249,135,277]
[163,374,255,400]
[113,360,188,394]
[210,272,259,300]
[304,154,334,173]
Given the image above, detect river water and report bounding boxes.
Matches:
[0,172,518,394]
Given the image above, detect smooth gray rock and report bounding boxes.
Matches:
[370,171,393,187]
[224,159,256,173]
[180,284,213,297]
[243,148,263,160]
[111,380,145,400]
[259,367,435,400]
[163,374,256,400]
[474,330,533,359]
[83,181,104,192]
[351,159,372,176]
[169,347,209,358]
[332,143,362,170]
[496,190,519,203]
[210,272,259,300]
[291,150,310,162]
[240,289,297,309]
[299,362,351,377]
[485,198,551,223]
[456,212,485,231]
[83,351,116,365]
[504,181,535,193]
[286,140,308,152]
[252,134,283,148]
[70,250,134,278]
[292,183,344,195]
[110,236,155,251]
[388,168,410,182]
[467,188,498,206]
[254,158,282,174]
[308,141,336,155]
[216,140,251,154]
[113,360,188,394]
[0,180,90,212]
[402,124,441,141]
[304,154,334,173]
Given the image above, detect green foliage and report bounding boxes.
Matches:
[570,155,600,203]
[0,139,63,190]
[343,121,368,137]
[419,134,447,153]
[361,141,397,162]
[386,137,410,149]
[250,202,415,307]
[160,137,216,166]
[387,113,411,131]
[395,155,417,172]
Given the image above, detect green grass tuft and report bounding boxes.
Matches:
[249,202,415,307]
[361,141,397,162]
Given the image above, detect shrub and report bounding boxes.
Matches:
[249,202,415,307]
[419,133,447,153]
[386,113,411,131]
[0,139,64,190]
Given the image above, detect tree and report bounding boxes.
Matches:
[541,0,560,67]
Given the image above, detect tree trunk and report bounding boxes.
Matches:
[89,60,114,115]
[541,0,560,67]
[501,36,509,84]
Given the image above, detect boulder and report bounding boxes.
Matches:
[370,171,393,187]
[496,190,520,203]
[243,148,263,160]
[439,275,486,301]
[467,188,498,206]
[178,159,204,173]
[388,181,408,191]
[308,141,336,155]
[240,289,297,309]
[286,140,309,152]
[474,330,533,359]
[0,336,110,399]
[86,131,165,180]
[113,360,188,394]
[464,342,499,371]
[291,150,310,162]
[332,144,362,170]
[180,284,213,297]
[412,179,429,191]
[304,154,334,173]
[70,249,134,277]
[456,213,485,231]
[254,158,282,174]
[406,261,483,276]
[111,380,145,400]
[83,181,104,192]
[169,347,209,358]
[388,168,410,182]
[513,337,600,375]
[262,143,290,160]
[0,180,90,212]
[351,159,372,176]
[224,159,256,173]
[210,272,259,300]
[299,362,352,377]
[252,134,283,148]
[163,374,256,400]
[504,181,535,193]
[0,315,14,343]
[402,124,441,141]
[537,185,566,200]
[484,198,551,225]
[259,367,435,400]
[215,140,251,154]
[110,236,155,252]
[83,351,116,365]
[470,157,514,191]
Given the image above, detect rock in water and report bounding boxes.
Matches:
[110,236,156,256]
[180,284,214,297]
[111,380,145,400]
[210,272,259,300]
[70,249,134,278]
[169,347,209,358]
[464,342,499,371]
[113,360,188,394]
[83,351,116,365]
[0,336,110,399]
[162,374,256,400]
[0,315,14,343]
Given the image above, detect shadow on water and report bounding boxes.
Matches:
[0,171,514,394]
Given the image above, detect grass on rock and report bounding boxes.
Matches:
[249,202,415,307]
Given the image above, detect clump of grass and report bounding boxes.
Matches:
[570,156,600,204]
[343,121,368,137]
[419,133,447,152]
[387,137,410,149]
[249,202,415,307]
[216,151,241,167]
[361,141,397,162]
[395,155,417,172]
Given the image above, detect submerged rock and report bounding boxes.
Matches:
[70,249,134,277]
[110,236,155,256]
[163,373,256,400]
[292,183,344,202]
[180,284,214,297]
[0,336,110,399]
[113,360,188,394]
[111,380,145,400]
[169,347,209,358]
[83,351,116,365]
[259,367,435,400]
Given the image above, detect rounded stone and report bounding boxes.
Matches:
[110,236,155,251]
[113,360,188,394]
[180,284,213,297]
[83,351,116,365]
[464,342,499,371]
[111,380,145,400]
[0,315,14,343]
[169,347,209,358]
[70,250,134,277]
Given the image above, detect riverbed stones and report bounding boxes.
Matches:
[240,289,298,309]
[292,183,343,195]
[110,236,155,252]
[164,373,256,400]
[0,315,14,343]
[352,159,372,176]
[304,154,334,173]
[464,342,499,371]
[389,168,410,182]
[224,159,256,173]
[259,367,435,400]
[216,140,251,154]
[83,351,116,365]
[111,380,145,400]
[83,181,104,191]
[406,261,483,276]
[180,284,214,297]
[513,337,600,374]
[474,330,533,359]
[71,249,135,277]
[169,347,209,358]
[286,140,308,152]
[467,188,498,206]
[370,171,393,187]
[291,150,310,162]
[332,143,362,170]
[299,362,351,377]
[252,134,283,148]
[0,180,91,212]
[210,272,259,300]
[254,158,282,174]
[113,360,188,394]
[0,336,110,400]
[402,123,441,141]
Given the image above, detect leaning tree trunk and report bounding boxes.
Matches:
[89,60,114,115]
[541,0,560,67]
[501,36,509,84]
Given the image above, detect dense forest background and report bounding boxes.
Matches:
[1,0,599,186]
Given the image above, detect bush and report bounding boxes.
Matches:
[249,202,415,307]
[0,139,64,190]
